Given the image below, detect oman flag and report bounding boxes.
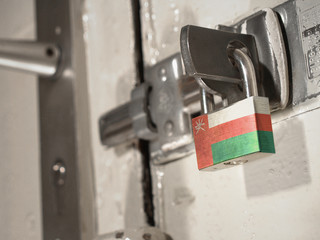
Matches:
[192,96,275,171]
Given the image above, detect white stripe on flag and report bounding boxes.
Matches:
[208,96,270,129]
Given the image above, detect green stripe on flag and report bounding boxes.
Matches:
[258,131,275,153]
[211,131,275,165]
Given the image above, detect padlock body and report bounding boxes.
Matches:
[192,96,275,171]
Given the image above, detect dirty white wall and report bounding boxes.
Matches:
[83,0,146,236]
[0,0,42,239]
[140,0,320,239]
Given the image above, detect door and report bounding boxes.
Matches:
[138,0,320,239]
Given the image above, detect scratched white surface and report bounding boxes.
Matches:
[83,0,146,235]
[0,0,42,239]
[141,0,320,239]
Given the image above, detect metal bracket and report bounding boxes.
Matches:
[99,53,200,164]
[147,54,197,164]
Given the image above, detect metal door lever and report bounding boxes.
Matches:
[0,40,60,77]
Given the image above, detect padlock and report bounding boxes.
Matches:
[192,45,275,171]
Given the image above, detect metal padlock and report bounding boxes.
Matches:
[192,45,275,170]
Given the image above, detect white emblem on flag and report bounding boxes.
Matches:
[195,118,205,134]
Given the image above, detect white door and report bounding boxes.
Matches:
[139,0,320,239]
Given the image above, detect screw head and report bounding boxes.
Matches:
[164,120,174,136]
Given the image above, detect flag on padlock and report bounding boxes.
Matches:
[192,96,275,170]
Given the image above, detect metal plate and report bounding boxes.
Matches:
[272,0,320,106]
[36,0,94,239]
[295,0,320,102]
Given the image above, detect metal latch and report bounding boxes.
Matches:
[100,8,289,165]
[99,53,200,164]
[179,8,288,169]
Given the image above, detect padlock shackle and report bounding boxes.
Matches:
[228,48,258,98]
[200,87,214,114]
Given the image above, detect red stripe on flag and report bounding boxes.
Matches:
[209,113,272,144]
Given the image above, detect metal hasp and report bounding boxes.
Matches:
[99,53,200,164]
[180,8,289,112]
[36,0,95,239]
[0,40,60,77]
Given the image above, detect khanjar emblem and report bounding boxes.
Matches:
[195,118,205,134]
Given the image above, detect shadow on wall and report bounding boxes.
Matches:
[124,148,146,229]
[243,117,311,197]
